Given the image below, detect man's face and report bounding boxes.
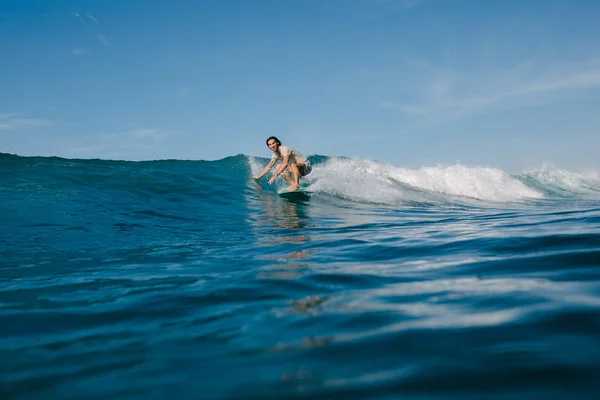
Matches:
[267,139,278,152]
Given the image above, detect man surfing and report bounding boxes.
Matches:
[253,136,312,192]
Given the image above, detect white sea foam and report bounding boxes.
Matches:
[246,156,266,177]
[524,164,600,196]
[245,155,600,203]
[304,157,543,204]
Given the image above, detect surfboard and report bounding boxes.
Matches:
[277,189,311,200]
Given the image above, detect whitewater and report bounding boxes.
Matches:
[1,152,600,399]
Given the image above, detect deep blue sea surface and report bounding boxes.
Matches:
[2,152,600,399]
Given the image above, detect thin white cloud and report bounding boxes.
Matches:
[477,69,600,103]
[69,11,111,48]
[0,116,55,130]
[96,34,111,47]
[382,61,600,120]
[86,14,101,26]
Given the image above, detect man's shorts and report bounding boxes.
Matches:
[299,161,312,177]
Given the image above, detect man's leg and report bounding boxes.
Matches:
[282,168,294,185]
[288,164,301,190]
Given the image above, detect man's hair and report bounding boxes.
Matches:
[266,136,281,146]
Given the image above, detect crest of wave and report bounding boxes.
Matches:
[246,156,266,177]
[306,157,543,204]
[524,164,600,196]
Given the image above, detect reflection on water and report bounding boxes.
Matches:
[258,263,309,280]
[290,295,327,314]
[245,180,316,279]
[259,249,313,279]
[245,180,313,232]
[264,249,311,262]
[268,335,334,353]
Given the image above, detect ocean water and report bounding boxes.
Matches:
[1,152,600,399]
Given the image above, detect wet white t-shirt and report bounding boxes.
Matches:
[271,146,307,164]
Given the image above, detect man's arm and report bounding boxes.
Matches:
[253,159,277,179]
[268,155,289,184]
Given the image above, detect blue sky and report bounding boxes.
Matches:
[1,0,600,172]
